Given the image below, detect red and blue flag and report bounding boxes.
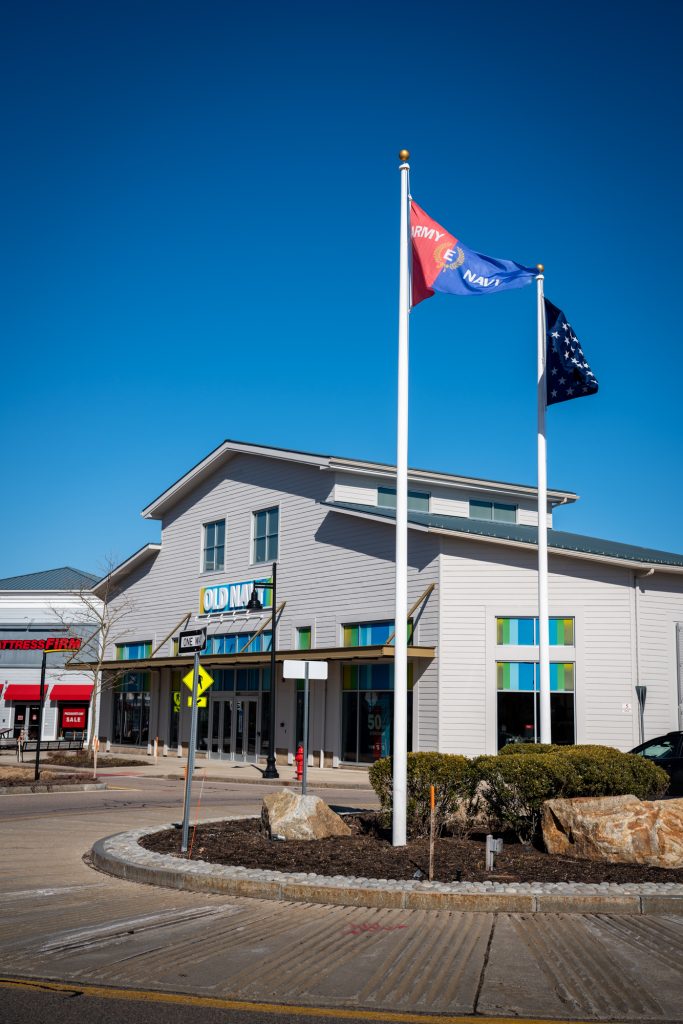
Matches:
[411,200,536,305]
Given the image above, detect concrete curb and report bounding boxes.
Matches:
[90,819,683,915]
[0,782,107,795]
[35,762,373,791]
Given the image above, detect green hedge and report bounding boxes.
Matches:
[470,746,668,841]
[369,745,669,843]
[368,752,470,837]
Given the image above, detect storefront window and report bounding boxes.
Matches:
[497,662,575,747]
[169,672,181,747]
[341,664,413,763]
[112,672,150,745]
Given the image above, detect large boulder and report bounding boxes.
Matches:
[542,795,683,867]
[261,790,352,841]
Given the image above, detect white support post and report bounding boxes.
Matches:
[393,150,411,847]
[537,268,551,744]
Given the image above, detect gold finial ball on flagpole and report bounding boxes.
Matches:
[399,149,410,162]
[536,263,544,272]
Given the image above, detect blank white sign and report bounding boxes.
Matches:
[282,659,328,680]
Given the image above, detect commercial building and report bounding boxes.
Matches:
[0,567,100,741]
[89,439,683,764]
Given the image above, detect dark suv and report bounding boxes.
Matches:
[630,731,683,795]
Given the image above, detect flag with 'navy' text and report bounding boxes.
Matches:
[411,200,536,305]
[545,299,599,406]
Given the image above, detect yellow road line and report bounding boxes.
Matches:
[0,976,607,1024]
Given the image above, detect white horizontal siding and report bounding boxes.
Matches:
[438,539,640,755]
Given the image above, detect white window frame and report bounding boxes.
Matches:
[251,505,280,565]
[201,518,226,574]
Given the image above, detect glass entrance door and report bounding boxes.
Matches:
[209,697,259,762]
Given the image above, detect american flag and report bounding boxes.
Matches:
[545,298,599,406]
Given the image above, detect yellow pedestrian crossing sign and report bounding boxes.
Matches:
[182,665,214,708]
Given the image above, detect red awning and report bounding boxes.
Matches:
[50,685,93,701]
[3,684,42,701]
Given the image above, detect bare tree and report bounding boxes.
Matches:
[51,555,138,776]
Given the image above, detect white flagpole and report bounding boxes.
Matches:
[536,264,551,744]
[393,148,410,847]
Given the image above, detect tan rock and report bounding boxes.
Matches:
[542,795,683,868]
[261,790,352,841]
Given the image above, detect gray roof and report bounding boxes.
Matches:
[0,567,100,591]
[322,501,683,569]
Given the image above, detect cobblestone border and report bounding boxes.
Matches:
[90,818,683,915]
[0,782,107,795]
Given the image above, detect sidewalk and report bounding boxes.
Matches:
[0,749,373,790]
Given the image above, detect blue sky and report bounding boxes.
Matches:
[2,1,681,577]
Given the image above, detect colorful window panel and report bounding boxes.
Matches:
[116,642,152,661]
[343,620,414,647]
[496,617,575,646]
[297,627,312,650]
[497,662,575,692]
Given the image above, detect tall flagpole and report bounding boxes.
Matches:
[393,148,411,847]
[536,264,551,744]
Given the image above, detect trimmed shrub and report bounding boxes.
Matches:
[369,752,471,837]
[498,743,557,756]
[470,745,669,841]
[469,753,572,842]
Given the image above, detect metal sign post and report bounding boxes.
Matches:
[282,660,328,797]
[181,648,200,854]
[178,628,206,856]
[34,650,47,782]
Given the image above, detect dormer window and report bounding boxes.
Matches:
[470,499,517,524]
[378,486,430,513]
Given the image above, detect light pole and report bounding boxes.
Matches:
[247,563,278,779]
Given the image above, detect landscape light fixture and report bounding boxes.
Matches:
[247,565,278,778]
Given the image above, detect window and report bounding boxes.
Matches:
[496,661,575,747]
[202,520,225,572]
[112,672,150,745]
[204,631,272,655]
[470,499,517,524]
[253,507,279,563]
[496,617,575,645]
[297,626,312,650]
[116,641,152,661]
[341,664,414,763]
[343,620,413,646]
[378,486,430,513]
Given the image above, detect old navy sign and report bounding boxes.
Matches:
[200,577,272,614]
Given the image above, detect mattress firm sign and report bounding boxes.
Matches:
[200,577,272,614]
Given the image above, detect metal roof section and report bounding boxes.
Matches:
[0,567,100,592]
[141,438,577,520]
[322,501,683,572]
[91,544,162,596]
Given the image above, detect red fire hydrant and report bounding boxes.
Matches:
[294,743,304,782]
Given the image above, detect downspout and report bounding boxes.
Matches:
[634,567,655,741]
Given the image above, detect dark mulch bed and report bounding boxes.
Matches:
[44,753,149,768]
[140,813,683,885]
[0,768,93,789]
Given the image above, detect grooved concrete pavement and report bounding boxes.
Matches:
[1,776,682,1021]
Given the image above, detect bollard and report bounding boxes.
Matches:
[153,737,158,762]
[177,743,182,758]
[105,740,111,753]
[485,834,503,871]
[163,743,168,758]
